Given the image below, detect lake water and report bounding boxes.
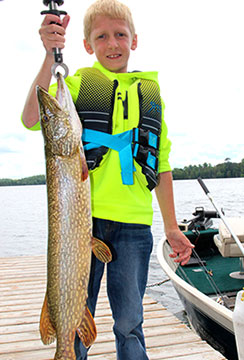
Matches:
[1,178,244,318]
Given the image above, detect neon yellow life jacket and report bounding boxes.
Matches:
[75,67,162,190]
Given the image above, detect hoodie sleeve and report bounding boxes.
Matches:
[157,98,172,173]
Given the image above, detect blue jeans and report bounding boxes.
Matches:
[74,218,153,360]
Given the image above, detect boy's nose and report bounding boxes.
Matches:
[108,36,119,49]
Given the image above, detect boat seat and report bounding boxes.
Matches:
[214,217,244,257]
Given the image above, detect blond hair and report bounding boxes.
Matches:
[83,0,135,41]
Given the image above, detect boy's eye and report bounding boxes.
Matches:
[117,33,124,37]
[97,34,105,39]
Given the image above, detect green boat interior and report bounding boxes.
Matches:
[175,213,244,310]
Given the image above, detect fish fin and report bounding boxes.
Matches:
[91,237,113,263]
[80,147,89,181]
[39,293,56,345]
[76,306,97,348]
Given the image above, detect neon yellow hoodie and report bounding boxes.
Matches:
[23,62,171,225]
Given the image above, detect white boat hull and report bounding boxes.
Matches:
[157,238,237,359]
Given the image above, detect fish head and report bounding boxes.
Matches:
[37,74,82,156]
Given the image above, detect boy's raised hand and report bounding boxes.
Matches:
[39,14,70,57]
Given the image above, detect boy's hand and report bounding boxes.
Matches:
[166,229,194,266]
[39,14,70,57]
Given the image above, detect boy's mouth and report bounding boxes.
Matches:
[107,54,121,59]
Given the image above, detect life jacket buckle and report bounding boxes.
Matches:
[133,128,159,149]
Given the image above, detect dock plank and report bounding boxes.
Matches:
[0,255,226,359]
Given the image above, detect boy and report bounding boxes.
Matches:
[22,1,194,359]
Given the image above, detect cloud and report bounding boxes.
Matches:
[0,146,17,154]
[170,135,244,169]
[0,133,26,154]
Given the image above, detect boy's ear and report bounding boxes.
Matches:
[131,34,138,51]
[83,39,94,55]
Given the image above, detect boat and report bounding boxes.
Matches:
[157,206,244,360]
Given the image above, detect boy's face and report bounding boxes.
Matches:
[84,15,137,73]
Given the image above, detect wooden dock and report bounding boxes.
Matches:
[0,255,225,360]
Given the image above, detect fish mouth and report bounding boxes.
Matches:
[56,73,73,111]
[36,85,45,102]
[36,86,52,111]
[56,73,65,105]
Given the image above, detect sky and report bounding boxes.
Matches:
[1,0,244,179]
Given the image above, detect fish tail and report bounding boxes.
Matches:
[40,293,56,345]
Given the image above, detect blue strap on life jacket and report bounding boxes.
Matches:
[82,129,135,185]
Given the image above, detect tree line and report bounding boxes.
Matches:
[0,175,46,187]
[0,159,244,186]
[172,159,244,180]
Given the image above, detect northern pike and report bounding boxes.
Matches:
[37,74,112,360]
